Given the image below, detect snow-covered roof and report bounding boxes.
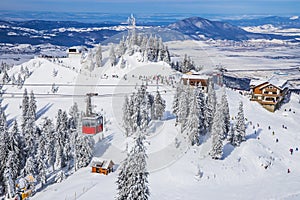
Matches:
[181,73,210,80]
[91,158,114,169]
[251,75,288,90]
[268,76,287,88]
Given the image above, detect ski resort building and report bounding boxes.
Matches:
[250,80,288,112]
[66,46,87,58]
[91,160,114,175]
[181,72,209,93]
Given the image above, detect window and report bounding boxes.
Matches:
[68,48,77,53]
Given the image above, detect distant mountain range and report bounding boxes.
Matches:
[224,16,300,28]
[167,16,298,41]
[0,16,299,47]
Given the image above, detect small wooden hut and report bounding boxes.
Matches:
[91,160,114,175]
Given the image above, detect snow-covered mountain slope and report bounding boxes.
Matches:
[2,42,300,200]
[30,77,300,200]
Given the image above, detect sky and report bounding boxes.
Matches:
[0,0,299,16]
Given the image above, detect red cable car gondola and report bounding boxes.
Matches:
[82,93,103,135]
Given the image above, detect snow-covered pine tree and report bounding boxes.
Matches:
[177,85,189,131]
[116,134,149,200]
[42,117,56,171]
[54,144,64,170]
[148,93,155,121]
[4,168,15,198]
[69,102,79,130]
[154,90,166,120]
[29,90,37,121]
[5,150,19,185]
[1,69,10,84]
[8,121,22,179]
[185,94,200,145]
[234,101,246,146]
[0,108,9,192]
[116,153,130,200]
[163,46,170,64]
[139,109,149,133]
[109,44,117,66]
[194,85,206,135]
[179,85,192,132]
[227,123,235,145]
[23,91,38,158]
[75,134,94,169]
[123,95,132,136]
[221,88,230,138]
[137,85,150,132]
[21,89,29,131]
[204,79,216,134]
[10,74,16,86]
[95,44,102,68]
[172,83,183,124]
[24,66,30,78]
[181,54,190,73]
[22,155,37,177]
[116,36,126,58]
[129,134,149,199]
[61,111,72,169]
[210,103,224,159]
[54,109,69,170]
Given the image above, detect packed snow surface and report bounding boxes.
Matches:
[2,41,300,200]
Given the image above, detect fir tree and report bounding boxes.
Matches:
[195,85,206,136]
[221,89,230,139]
[123,95,132,136]
[75,134,94,169]
[95,44,102,68]
[227,123,235,145]
[185,94,200,145]
[4,168,15,198]
[21,89,29,131]
[204,79,216,134]
[210,103,224,159]
[0,108,9,192]
[22,155,37,177]
[154,91,166,120]
[8,121,22,179]
[172,83,182,124]
[177,84,188,126]
[116,134,149,200]
[109,44,117,66]
[42,118,56,171]
[234,101,246,146]
[116,153,130,200]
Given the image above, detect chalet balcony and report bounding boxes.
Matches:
[262,93,281,97]
[263,88,278,93]
[260,100,277,105]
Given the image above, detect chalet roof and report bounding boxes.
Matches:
[91,158,114,169]
[259,83,283,91]
[268,76,287,88]
[182,73,210,80]
[251,76,287,90]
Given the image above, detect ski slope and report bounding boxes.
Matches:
[2,43,300,200]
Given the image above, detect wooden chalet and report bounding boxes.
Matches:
[250,81,288,112]
[91,160,114,175]
[181,72,209,93]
